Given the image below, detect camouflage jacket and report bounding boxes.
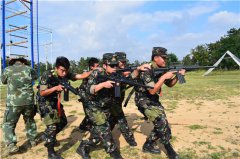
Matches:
[86,69,116,108]
[78,78,88,102]
[1,62,37,106]
[134,61,163,103]
[38,70,76,107]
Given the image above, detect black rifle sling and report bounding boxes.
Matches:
[123,88,135,107]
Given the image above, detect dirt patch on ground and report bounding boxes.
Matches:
[0,96,239,159]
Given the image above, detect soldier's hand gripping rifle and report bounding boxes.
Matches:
[59,78,82,101]
[97,74,153,98]
[151,65,216,84]
[36,78,81,118]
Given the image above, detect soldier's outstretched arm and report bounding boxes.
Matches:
[75,71,92,80]
[132,63,151,79]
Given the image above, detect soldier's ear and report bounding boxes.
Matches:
[103,64,107,69]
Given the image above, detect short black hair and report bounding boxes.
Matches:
[56,56,70,69]
[88,57,99,68]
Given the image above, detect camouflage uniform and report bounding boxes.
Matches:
[134,46,180,159]
[1,61,38,151]
[134,61,172,146]
[38,70,76,155]
[77,54,122,159]
[78,78,93,132]
[108,52,136,146]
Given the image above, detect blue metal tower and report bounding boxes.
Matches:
[1,0,36,70]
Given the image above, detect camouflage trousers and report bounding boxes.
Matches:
[81,102,135,144]
[42,105,67,147]
[136,99,172,145]
[84,105,118,153]
[109,103,135,143]
[78,102,93,131]
[2,105,37,146]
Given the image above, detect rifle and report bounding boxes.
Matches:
[151,65,216,84]
[59,78,81,101]
[116,66,138,72]
[97,74,153,98]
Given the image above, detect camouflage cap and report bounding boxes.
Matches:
[115,52,127,62]
[8,57,28,66]
[102,53,118,65]
[152,47,168,57]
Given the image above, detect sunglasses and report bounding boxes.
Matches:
[108,64,118,68]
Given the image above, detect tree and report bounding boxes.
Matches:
[167,53,178,65]
[78,57,88,73]
[182,28,240,69]
[182,54,193,65]
[208,28,240,69]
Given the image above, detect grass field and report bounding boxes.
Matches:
[0,70,239,159]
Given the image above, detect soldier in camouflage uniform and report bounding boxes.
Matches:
[108,52,137,147]
[38,56,92,159]
[1,57,38,155]
[134,47,185,159]
[78,57,100,132]
[76,53,123,159]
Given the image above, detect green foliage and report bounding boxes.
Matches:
[167,53,179,65]
[182,28,240,69]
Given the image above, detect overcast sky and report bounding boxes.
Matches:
[3,0,240,63]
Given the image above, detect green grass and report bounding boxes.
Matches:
[0,70,239,159]
[161,70,240,101]
[1,70,239,104]
[188,124,207,130]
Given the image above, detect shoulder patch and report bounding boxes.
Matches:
[144,74,152,83]
[40,77,47,85]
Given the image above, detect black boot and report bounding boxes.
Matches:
[109,150,123,159]
[79,123,92,133]
[142,140,160,154]
[164,143,179,159]
[47,144,63,159]
[76,140,91,159]
[126,138,137,147]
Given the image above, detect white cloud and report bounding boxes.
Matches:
[208,11,240,28]
[36,1,239,63]
[186,2,219,17]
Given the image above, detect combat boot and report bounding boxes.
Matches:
[47,144,63,159]
[126,138,137,147]
[7,143,19,154]
[109,150,123,159]
[79,125,91,133]
[76,140,91,159]
[164,143,179,159]
[142,140,160,154]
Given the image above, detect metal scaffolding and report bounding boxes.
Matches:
[2,0,33,69]
[1,0,53,77]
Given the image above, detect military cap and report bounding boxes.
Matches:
[102,53,118,65]
[115,52,127,62]
[152,47,168,57]
[8,57,28,66]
